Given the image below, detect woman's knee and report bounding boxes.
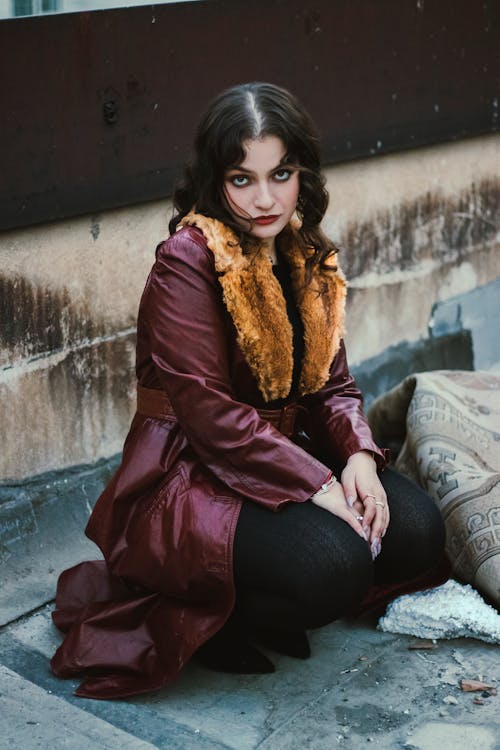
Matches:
[296,531,374,628]
[379,468,446,579]
[234,500,375,629]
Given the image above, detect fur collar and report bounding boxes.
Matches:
[179,212,346,402]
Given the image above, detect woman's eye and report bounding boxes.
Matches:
[273,169,291,182]
[229,175,249,187]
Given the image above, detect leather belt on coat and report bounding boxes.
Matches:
[136,384,304,439]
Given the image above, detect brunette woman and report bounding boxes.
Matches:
[51,82,446,699]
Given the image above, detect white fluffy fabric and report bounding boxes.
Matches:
[378,580,500,644]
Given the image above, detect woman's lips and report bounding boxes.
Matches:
[252,215,280,226]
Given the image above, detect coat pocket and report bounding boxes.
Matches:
[119,460,237,601]
[142,467,186,519]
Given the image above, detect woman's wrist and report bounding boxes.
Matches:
[311,474,337,500]
[347,450,376,465]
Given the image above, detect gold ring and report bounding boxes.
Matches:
[375,501,385,508]
[363,494,376,501]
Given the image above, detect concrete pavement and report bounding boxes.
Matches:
[1,408,499,749]
[1,596,499,749]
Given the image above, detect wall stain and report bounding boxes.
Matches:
[90,216,101,240]
[0,276,106,367]
[46,335,135,451]
[340,177,499,279]
[1,177,498,371]
[0,333,136,481]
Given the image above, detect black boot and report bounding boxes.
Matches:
[196,623,275,674]
[253,628,311,659]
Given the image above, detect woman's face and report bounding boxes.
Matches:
[224,135,300,250]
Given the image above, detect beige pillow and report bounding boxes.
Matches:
[369,370,500,608]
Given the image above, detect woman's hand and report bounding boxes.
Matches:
[311,479,368,542]
[341,451,389,558]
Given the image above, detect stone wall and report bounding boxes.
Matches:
[0,134,499,483]
[323,135,499,365]
[0,201,168,482]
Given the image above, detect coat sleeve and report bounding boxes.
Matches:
[306,340,390,471]
[138,230,331,510]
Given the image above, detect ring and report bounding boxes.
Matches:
[375,501,385,508]
[356,515,364,522]
[363,494,376,501]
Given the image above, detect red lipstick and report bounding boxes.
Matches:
[253,215,280,225]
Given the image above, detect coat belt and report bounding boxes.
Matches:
[136,384,303,439]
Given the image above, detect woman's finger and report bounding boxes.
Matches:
[352,498,365,517]
[339,506,368,541]
[311,490,368,541]
[340,466,358,508]
[360,493,377,534]
[363,493,390,546]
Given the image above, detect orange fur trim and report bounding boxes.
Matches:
[279,224,346,396]
[179,212,346,401]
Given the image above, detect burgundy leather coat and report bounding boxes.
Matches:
[51,215,387,699]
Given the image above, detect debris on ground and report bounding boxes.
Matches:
[378,580,500,643]
[459,678,496,692]
[408,639,438,650]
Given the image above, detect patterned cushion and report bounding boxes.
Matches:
[368,371,500,608]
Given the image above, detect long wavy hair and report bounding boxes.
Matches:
[169,82,338,272]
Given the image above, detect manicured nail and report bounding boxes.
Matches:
[347,495,355,507]
[371,538,381,560]
[363,525,370,537]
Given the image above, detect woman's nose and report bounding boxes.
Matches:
[254,181,274,210]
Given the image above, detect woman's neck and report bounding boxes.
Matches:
[262,237,277,265]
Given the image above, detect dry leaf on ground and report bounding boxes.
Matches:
[460,679,495,692]
[408,639,438,650]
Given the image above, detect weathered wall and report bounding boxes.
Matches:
[0,134,499,482]
[0,201,169,482]
[323,134,500,365]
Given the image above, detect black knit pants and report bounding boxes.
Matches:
[232,468,446,631]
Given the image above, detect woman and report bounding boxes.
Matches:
[51,82,446,699]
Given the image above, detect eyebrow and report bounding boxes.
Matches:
[227,165,253,173]
[227,157,291,174]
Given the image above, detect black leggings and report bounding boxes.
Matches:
[232,468,446,632]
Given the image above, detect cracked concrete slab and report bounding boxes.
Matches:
[404,722,498,750]
[0,665,157,750]
[1,603,498,750]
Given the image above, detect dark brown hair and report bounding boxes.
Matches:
[169,82,337,271]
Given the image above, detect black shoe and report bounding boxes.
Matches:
[254,628,311,659]
[196,634,275,674]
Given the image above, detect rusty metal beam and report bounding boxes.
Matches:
[0,0,498,230]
